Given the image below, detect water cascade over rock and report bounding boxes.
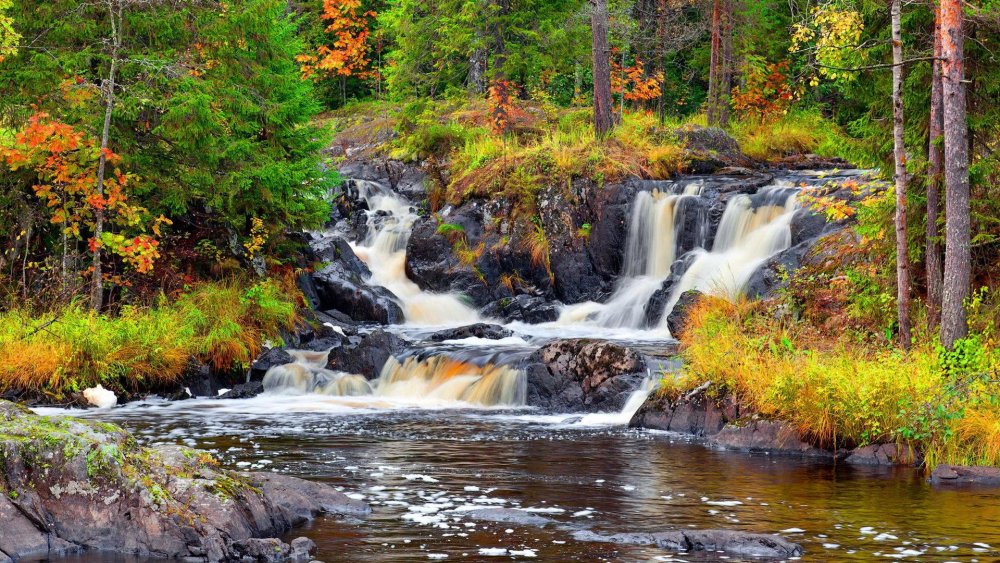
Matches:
[346,180,480,326]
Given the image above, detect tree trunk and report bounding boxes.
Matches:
[891,0,911,349]
[92,0,122,312]
[939,0,970,348]
[590,0,613,138]
[926,6,944,330]
[656,0,667,123]
[706,0,721,125]
[718,0,733,127]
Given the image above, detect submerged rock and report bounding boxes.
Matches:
[930,464,1000,486]
[481,294,561,324]
[525,339,646,412]
[0,401,368,561]
[573,529,803,559]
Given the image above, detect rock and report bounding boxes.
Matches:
[710,420,835,458]
[230,538,293,562]
[250,348,294,381]
[572,529,803,559]
[428,323,513,342]
[0,401,368,562]
[789,207,829,247]
[930,464,1000,486]
[675,126,751,173]
[628,382,735,435]
[482,294,560,324]
[526,339,646,412]
[743,242,808,300]
[326,329,408,379]
[845,443,917,466]
[462,508,554,526]
[665,289,703,338]
[290,537,317,559]
[218,381,265,400]
[82,384,117,409]
[312,260,404,325]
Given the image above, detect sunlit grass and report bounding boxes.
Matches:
[673,296,1000,468]
[0,279,300,398]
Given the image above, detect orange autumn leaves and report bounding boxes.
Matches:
[610,52,663,103]
[298,0,376,80]
[1,112,170,275]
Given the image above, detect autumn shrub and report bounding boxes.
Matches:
[0,279,300,399]
[674,295,1000,468]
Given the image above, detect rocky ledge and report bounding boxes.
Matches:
[0,401,368,562]
[628,383,917,464]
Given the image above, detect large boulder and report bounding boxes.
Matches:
[0,402,368,562]
[665,289,704,338]
[525,339,646,412]
[312,260,404,325]
[675,126,751,173]
[326,329,409,379]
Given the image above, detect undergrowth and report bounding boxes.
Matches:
[0,278,301,399]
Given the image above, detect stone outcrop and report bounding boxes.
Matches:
[428,323,513,342]
[0,401,368,562]
[525,339,646,412]
[930,464,1000,486]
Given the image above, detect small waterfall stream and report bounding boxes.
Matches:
[348,181,480,326]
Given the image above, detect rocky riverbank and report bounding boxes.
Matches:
[0,401,368,562]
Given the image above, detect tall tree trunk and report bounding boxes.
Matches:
[92,0,122,312]
[939,0,970,348]
[718,0,733,127]
[891,0,911,349]
[926,6,944,330]
[706,0,721,125]
[656,0,667,123]
[590,0,613,138]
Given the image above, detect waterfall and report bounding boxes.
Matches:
[555,180,800,333]
[261,350,526,407]
[657,185,799,320]
[556,182,704,329]
[348,181,480,326]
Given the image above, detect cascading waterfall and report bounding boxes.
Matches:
[557,182,705,329]
[261,350,526,407]
[657,185,799,321]
[348,181,480,326]
[556,180,801,333]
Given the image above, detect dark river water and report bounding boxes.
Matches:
[42,396,1000,562]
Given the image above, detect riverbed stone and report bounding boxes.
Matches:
[525,339,646,412]
[572,529,803,559]
[0,401,368,562]
[428,323,513,342]
[664,289,704,338]
[326,329,409,379]
[930,464,1000,486]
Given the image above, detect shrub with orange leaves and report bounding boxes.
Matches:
[0,112,168,276]
[298,0,377,80]
[610,52,663,104]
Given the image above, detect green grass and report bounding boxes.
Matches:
[729,109,862,163]
[0,279,301,399]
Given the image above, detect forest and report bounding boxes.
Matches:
[1,0,1000,560]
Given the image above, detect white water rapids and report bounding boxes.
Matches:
[266,176,804,418]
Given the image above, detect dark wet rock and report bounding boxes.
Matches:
[846,443,918,466]
[482,294,561,324]
[250,348,294,381]
[339,159,427,202]
[744,242,809,299]
[218,381,265,400]
[404,214,491,306]
[572,529,803,559]
[675,126,751,173]
[429,323,513,342]
[174,360,246,399]
[463,508,554,527]
[327,329,408,379]
[930,464,1000,486]
[312,259,404,325]
[664,289,704,338]
[0,401,368,562]
[789,207,829,247]
[710,420,835,458]
[628,382,737,435]
[526,339,646,412]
